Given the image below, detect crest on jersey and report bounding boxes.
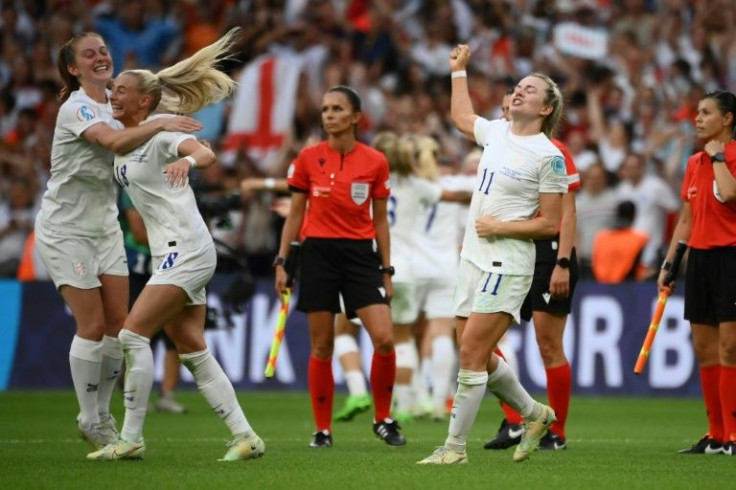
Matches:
[287,162,295,179]
[76,105,96,121]
[72,260,86,277]
[351,182,370,205]
[550,156,566,175]
[713,180,726,203]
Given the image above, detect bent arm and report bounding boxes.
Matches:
[483,192,563,240]
[372,198,391,268]
[557,193,576,260]
[178,138,216,169]
[82,119,166,154]
[277,192,307,258]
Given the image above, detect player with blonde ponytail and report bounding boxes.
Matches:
[87,28,266,463]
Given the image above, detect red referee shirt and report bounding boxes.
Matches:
[289,141,391,239]
[681,141,736,249]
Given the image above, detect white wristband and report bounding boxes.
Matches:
[451,70,467,79]
[183,155,197,168]
[264,177,276,189]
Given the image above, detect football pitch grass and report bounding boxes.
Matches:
[0,391,732,489]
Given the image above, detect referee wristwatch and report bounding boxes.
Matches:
[711,152,725,163]
[379,265,395,276]
[556,257,571,269]
[272,256,286,268]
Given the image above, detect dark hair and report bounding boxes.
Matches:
[615,200,636,228]
[57,32,106,103]
[327,85,361,112]
[703,90,736,138]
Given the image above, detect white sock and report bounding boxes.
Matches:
[497,335,519,375]
[98,335,124,418]
[344,371,367,396]
[445,369,488,452]
[394,341,418,412]
[412,358,431,406]
[180,349,253,438]
[334,334,367,396]
[486,357,537,418]
[69,335,103,427]
[431,336,456,411]
[118,329,153,443]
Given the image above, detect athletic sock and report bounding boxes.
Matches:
[700,365,724,441]
[546,363,571,438]
[334,334,367,396]
[394,341,417,413]
[98,335,124,418]
[370,350,395,421]
[445,369,488,452]
[719,365,736,442]
[493,348,523,424]
[430,336,455,411]
[180,348,253,438]
[118,329,153,443]
[486,357,537,419]
[308,356,334,433]
[69,335,103,427]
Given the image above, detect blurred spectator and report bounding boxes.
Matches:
[615,153,680,277]
[591,200,649,283]
[0,178,35,276]
[575,163,618,279]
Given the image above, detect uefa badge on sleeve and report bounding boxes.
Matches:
[551,156,566,175]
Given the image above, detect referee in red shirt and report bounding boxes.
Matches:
[275,86,405,448]
[660,90,736,456]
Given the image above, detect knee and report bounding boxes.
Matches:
[693,339,718,364]
[311,337,334,359]
[118,329,150,350]
[372,334,394,354]
[536,336,564,366]
[720,340,736,365]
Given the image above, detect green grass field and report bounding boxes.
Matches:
[0,391,732,489]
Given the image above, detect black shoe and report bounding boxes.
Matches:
[373,419,406,446]
[722,441,735,456]
[538,431,567,450]
[309,430,333,448]
[483,418,523,450]
[677,435,722,454]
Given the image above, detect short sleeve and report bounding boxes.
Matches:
[681,155,697,201]
[371,153,391,199]
[288,150,310,192]
[539,153,570,194]
[473,117,507,148]
[58,100,109,137]
[558,144,581,193]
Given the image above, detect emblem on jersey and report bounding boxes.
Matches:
[77,105,96,121]
[72,260,86,277]
[713,180,726,203]
[550,156,566,175]
[287,163,295,179]
[687,185,697,200]
[384,178,391,190]
[350,182,370,205]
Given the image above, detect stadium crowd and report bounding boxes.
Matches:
[1,0,735,280]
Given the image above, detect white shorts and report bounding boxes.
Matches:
[35,221,128,290]
[415,276,454,319]
[391,281,420,325]
[148,241,216,305]
[453,258,532,325]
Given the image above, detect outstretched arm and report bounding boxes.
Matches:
[83,116,203,154]
[449,44,478,139]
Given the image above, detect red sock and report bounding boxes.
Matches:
[371,351,395,421]
[719,365,736,442]
[308,356,333,433]
[700,365,723,441]
[493,347,522,424]
[546,363,572,439]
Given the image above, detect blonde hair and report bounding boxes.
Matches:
[373,131,411,176]
[404,134,440,181]
[122,28,241,115]
[529,72,564,138]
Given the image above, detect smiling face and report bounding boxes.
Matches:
[66,35,113,87]
[110,73,148,127]
[695,97,733,141]
[508,75,553,122]
[321,91,360,137]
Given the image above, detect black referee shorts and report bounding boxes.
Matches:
[685,247,736,325]
[520,238,578,322]
[297,237,388,316]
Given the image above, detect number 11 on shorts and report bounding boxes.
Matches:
[481,272,503,295]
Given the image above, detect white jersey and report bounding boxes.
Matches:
[412,174,475,280]
[38,88,122,237]
[388,173,442,283]
[113,116,211,256]
[461,118,567,275]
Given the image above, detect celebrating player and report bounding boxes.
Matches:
[418,44,567,465]
[34,32,201,454]
[86,28,265,462]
